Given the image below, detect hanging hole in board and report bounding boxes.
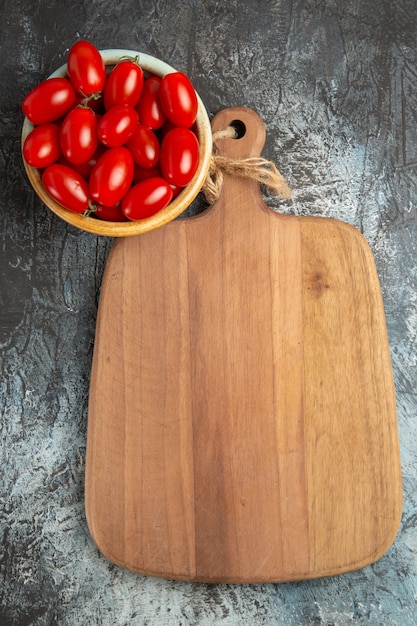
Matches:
[230,119,246,139]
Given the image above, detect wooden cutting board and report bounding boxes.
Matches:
[85,107,402,583]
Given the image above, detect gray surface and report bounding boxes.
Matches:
[1,1,416,624]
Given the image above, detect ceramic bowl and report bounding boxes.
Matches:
[21,49,212,237]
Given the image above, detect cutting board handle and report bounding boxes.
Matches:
[205,106,290,221]
[210,106,267,160]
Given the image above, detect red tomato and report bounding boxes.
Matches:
[22,77,76,125]
[121,177,173,220]
[160,127,200,187]
[23,123,61,168]
[126,124,160,168]
[133,164,161,184]
[60,106,98,165]
[104,60,144,109]
[97,104,139,147]
[136,76,166,130]
[67,40,106,96]
[158,119,177,140]
[42,164,90,214]
[93,202,128,222]
[59,143,106,178]
[76,92,104,113]
[89,147,134,206]
[159,72,198,128]
[170,184,183,199]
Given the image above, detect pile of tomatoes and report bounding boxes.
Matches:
[22,40,201,221]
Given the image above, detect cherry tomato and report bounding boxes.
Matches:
[76,92,104,113]
[133,164,161,184]
[160,127,200,187]
[67,40,106,96]
[60,106,98,165]
[97,104,138,147]
[93,201,128,222]
[42,164,89,214]
[104,59,144,109]
[22,77,76,125]
[59,143,106,178]
[89,146,134,206]
[126,124,160,168]
[158,119,177,140]
[159,72,198,128]
[136,76,166,130]
[170,184,183,199]
[23,123,61,168]
[121,177,173,220]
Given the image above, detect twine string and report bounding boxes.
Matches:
[201,127,292,205]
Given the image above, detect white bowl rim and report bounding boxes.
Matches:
[50,49,181,79]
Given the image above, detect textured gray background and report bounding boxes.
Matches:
[1,0,416,624]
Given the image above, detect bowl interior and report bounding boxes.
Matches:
[21,49,212,237]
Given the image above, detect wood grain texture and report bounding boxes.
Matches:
[86,107,402,583]
[3,1,417,622]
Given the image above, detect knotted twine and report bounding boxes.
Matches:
[201,126,293,205]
